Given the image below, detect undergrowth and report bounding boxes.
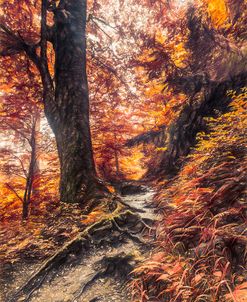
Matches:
[0,196,117,294]
[131,89,247,302]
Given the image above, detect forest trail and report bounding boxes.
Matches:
[8,185,158,302]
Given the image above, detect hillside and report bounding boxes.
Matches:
[132,90,247,301]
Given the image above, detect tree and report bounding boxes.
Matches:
[0,96,40,220]
[125,0,247,176]
[0,0,108,206]
[0,52,43,219]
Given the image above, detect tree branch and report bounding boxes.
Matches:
[5,183,24,203]
[3,121,31,144]
[90,52,139,99]
[0,4,55,103]
[0,23,31,56]
[12,154,28,178]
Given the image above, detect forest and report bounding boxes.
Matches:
[0,0,246,301]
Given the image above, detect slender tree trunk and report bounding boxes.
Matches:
[114,149,120,177]
[32,113,40,198]
[114,134,120,178]
[46,0,107,203]
[23,122,36,220]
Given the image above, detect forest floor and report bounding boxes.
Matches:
[1,184,159,302]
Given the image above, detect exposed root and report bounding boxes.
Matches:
[7,207,154,302]
[72,253,137,301]
[116,197,146,214]
[72,272,100,302]
[112,219,147,245]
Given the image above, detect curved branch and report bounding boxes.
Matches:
[5,183,23,203]
[0,4,55,107]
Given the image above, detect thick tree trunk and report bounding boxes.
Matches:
[0,0,108,206]
[45,0,106,203]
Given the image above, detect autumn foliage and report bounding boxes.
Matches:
[131,90,247,301]
[0,0,246,300]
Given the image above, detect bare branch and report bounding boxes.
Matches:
[0,23,27,56]
[5,183,24,203]
[90,52,139,99]
[12,154,28,178]
[3,121,31,144]
[0,12,54,97]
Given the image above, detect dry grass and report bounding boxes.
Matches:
[131,89,247,302]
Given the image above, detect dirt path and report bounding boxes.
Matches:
[6,185,158,302]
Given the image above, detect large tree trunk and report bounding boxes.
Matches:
[0,0,108,205]
[45,0,107,203]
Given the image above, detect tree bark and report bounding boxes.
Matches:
[0,0,108,205]
[22,0,108,204]
[48,0,106,203]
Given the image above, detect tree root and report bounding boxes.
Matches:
[72,272,100,302]
[116,197,146,214]
[72,253,137,301]
[112,219,147,245]
[7,208,154,302]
